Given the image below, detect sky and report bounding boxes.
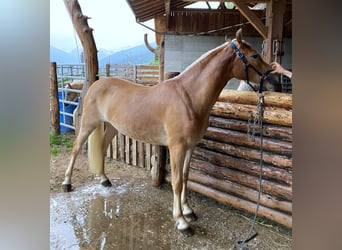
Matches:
[50,0,155,52]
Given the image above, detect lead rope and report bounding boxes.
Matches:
[234,94,264,250]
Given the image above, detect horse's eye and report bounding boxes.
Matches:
[251,54,258,59]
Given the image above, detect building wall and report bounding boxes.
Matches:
[164,35,292,90]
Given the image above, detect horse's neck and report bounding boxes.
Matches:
[179,45,234,116]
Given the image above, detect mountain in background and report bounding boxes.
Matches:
[98,44,155,67]
[50,43,156,66]
[50,46,79,64]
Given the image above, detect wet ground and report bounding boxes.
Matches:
[50,146,291,250]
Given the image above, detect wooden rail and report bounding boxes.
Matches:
[105,64,159,85]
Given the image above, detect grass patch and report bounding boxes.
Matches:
[50,132,74,155]
[50,147,60,156]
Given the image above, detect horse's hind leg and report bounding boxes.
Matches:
[94,122,117,187]
[62,114,100,192]
[181,148,197,222]
[169,144,194,236]
[103,122,117,154]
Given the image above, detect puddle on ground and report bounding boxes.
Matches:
[50,178,174,249]
[50,175,291,250]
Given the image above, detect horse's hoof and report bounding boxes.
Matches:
[62,184,72,192]
[101,179,112,187]
[185,212,198,222]
[179,227,195,237]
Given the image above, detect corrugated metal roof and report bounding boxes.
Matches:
[126,0,190,22]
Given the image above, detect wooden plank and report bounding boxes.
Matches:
[193,147,292,185]
[198,138,292,169]
[118,133,125,162]
[205,127,292,156]
[190,158,292,201]
[112,133,118,160]
[187,181,292,228]
[136,65,159,70]
[211,102,292,127]
[218,90,292,110]
[209,116,292,142]
[131,139,137,166]
[189,169,292,214]
[145,143,152,170]
[138,141,145,168]
[125,135,131,165]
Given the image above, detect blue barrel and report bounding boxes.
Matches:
[58,92,78,133]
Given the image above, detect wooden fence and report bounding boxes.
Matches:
[103,64,159,85]
[106,133,158,171]
[50,63,160,134]
[106,89,293,229]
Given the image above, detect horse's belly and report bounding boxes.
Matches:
[110,121,168,146]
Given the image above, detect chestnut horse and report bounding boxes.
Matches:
[62,29,274,236]
[65,81,84,102]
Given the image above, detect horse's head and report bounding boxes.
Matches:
[227,29,278,90]
[65,81,83,102]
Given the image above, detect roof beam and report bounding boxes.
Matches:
[264,0,286,63]
[231,0,267,39]
[165,0,171,30]
[182,0,270,2]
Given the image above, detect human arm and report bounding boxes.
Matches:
[270,62,292,79]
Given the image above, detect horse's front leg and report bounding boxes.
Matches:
[169,145,194,236]
[181,148,198,222]
[62,128,90,192]
[62,112,100,192]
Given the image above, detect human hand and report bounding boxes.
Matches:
[270,62,292,79]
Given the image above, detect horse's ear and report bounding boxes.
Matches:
[225,34,230,42]
[236,28,243,44]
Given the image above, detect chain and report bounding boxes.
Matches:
[272,39,280,62]
[261,40,267,58]
[236,93,264,250]
[247,111,255,141]
[247,94,264,141]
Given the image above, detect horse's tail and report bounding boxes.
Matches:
[88,123,105,175]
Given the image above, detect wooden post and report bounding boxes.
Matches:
[50,62,60,135]
[265,0,286,63]
[105,63,113,158]
[144,33,159,60]
[64,0,100,150]
[105,63,110,77]
[159,35,165,83]
[151,35,166,187]
[63,0,99,89]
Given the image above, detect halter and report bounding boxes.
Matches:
[229,40,272,93]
